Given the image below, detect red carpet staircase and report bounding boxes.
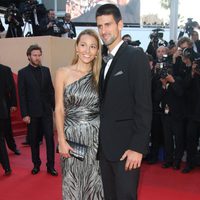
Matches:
[11,73,27,137]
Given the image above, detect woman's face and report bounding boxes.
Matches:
[76,34,98,64]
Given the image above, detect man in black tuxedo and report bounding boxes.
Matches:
[18,44,58,176]
[96,4,152,200]
[61,13,76,39]
[39,9,64,37]
[0,64,16,175]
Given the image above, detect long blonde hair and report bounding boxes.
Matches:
[71,29,102,86]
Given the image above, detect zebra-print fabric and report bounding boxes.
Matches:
[61,72,104,200]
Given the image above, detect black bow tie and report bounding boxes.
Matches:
[103,53,114,63]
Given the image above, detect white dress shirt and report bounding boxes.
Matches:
[104,40,124,79]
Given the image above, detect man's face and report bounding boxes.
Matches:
[156,46,167,60]
[192,32,199,42]
[96,14,123,51]
[65,14,71,22]
[48,11,55,20]
[28,50,42,67]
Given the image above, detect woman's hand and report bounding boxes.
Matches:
[58,140,74,159]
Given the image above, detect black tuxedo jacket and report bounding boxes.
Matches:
[0,64,17,119]
[99,42,152,161]
[154,77,185,119]
[18,65,55,118]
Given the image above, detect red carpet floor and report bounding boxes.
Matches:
[1,136,200,200]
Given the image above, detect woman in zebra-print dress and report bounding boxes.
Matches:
[55,29,104,200]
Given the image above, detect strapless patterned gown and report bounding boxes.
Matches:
[61,72,104,200]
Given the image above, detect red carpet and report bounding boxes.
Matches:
[1,136,200,200]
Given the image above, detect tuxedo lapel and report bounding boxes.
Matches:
[103,42,127,93]
[99,62,106,100]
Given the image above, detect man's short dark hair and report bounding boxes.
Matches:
[48,9,54,13]
[26,44,42,56]
[96,4,122,23]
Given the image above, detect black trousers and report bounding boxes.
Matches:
[185,119,200,167]
[4,117,17,152]
[28,115,55,168]
[0,119,11,170]
[149,113,163,160]
[25,125,43,144]
[162,115,184,163]
[100,152,140,200]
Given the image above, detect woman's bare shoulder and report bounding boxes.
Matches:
[56,65,74,77]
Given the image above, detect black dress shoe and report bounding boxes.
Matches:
[182,166,194,174]
[31,167,40,175]
[162,162,173,168]
[14,149,21,155]
[4,168,12,176]
[47,168,58,176]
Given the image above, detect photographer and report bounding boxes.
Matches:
[61,13,76,39]
[181,48,200,173]
[122,34,141,47]
[146,29,168,60]
[20,0,47,36]
[4,4,24,38]
[39,9,64,37]
[147,46,168,164]
[154,54,185,170]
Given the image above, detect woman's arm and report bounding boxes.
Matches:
[54,68,73,158]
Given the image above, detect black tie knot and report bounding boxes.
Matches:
[103,53,114,63]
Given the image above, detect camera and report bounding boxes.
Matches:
[150,28,166,48]
[23,0,39,22]
[5,4,19,25]
[185,18,199,37]
[126,40,141,47]
[182,48,200,73]
[156,55,172,79]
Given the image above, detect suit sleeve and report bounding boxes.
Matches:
[128,49,152,155]
[18,71,28,117]
[6,67,17,107]
[47,68,55,110]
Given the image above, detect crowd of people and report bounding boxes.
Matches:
[1,2,200,200]
[144,30,200,174]
[0,0,76,38]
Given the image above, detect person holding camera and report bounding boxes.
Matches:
[20,0,47,36]
[180,47,200,173]
[154,54,185,170]
[61,13,76,39]
[147,46,168,164]
[4,4,24,38]
[39,9,64,37]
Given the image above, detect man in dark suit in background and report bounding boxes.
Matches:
[0,64,20,155]
[18,44,58,176]
[96,4,152,200]
[0,64,17,175]
[61,13,76,39]
[39,9,64,37]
